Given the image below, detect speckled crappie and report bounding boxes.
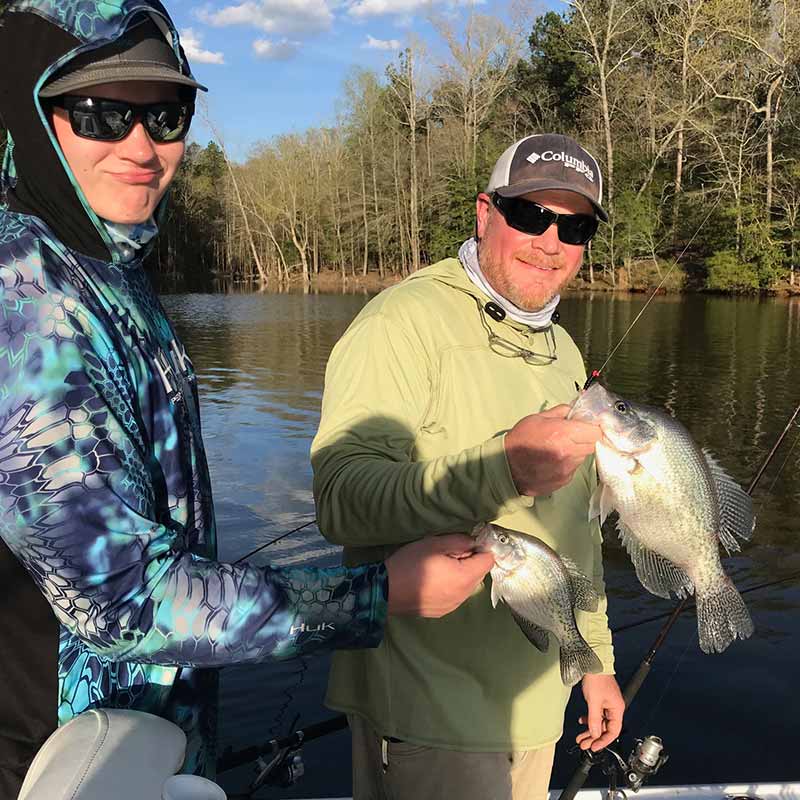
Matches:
[474,523,603,686]
[570,382,755,653]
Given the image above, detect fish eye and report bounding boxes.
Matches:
[614,401,628,413]
[497,534,509,544]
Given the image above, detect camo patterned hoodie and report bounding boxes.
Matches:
[0,1,387,792]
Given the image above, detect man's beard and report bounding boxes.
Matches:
[478,242,568,312]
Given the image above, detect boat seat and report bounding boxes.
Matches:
[17,708,186,800]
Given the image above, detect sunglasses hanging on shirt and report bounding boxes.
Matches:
[491,192,598,246]
[51,95,194,143]
[469,293,558,365]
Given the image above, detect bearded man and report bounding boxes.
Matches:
[311,134,626,800]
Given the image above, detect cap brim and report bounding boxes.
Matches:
[495,179,608,222]
[40,65,207,97]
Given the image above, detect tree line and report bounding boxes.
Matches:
[3,1,800,293]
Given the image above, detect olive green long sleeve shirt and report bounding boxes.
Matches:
[311,258,614,750]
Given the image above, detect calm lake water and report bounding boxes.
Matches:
[161,290,800,798]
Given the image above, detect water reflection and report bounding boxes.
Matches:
[160,291,800,797]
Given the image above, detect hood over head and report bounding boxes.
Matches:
[0,0,204,261]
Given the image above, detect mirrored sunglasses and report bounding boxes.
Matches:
[491,192,598,246]
[53,95,194,143]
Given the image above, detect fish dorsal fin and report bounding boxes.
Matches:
[616,518,694,600]
[560,554,600,613]
[588,483,615,525]
[508,608,550,652]
[702,449,755,554]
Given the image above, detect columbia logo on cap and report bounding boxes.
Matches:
[485,133,608,222]
[526,150,595,183]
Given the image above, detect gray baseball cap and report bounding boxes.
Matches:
[486,134,607,222]
[39,16,207,98]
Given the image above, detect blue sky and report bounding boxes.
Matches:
[166,0,560,160]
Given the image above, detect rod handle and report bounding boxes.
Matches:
[557,754,594,800]
[622,660,652,708]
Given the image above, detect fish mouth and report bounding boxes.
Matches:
[570,382,615,421]
[471,523,493,551]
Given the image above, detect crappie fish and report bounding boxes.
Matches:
[474,522,603,686]
[570,382,755,653]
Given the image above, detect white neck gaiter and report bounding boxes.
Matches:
[458,238,559,329]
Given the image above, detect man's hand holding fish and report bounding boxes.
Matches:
[505,405,605,496]
[386,534,496,617]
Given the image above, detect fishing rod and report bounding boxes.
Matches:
[218,556,800,797]
[611,566,800,635]
[218,715,349,798]
[557,396,800,800]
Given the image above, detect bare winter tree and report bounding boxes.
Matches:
[431,11,520,181]
[570,0,648,274]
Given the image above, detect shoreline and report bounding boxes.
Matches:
[173,265,800,297]
[268,269,800,297]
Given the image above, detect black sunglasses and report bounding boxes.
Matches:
[52,95,194,143]
[491,192,598,246]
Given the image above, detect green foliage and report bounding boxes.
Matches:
[514,10,590,131]
[147,141,228,282]
[624,258,685,291]
[707,205,786,291]
[706,250,760,292]
[614,189,662,264]
[425,174,478,262]
[738,205,786,288]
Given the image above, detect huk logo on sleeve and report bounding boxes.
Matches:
[290,622,336,635]
[527,150,595,183]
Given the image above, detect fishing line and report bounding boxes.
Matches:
[233,516,318,564]
[268,660,309,739]
[637,634,693,734]
[586,193,724,385]
[231,513,317,788]
[752,422,800,525]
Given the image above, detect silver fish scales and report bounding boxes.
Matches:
[474,523,604,686]
[571,382,755,653]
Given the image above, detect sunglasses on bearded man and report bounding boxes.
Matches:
[491,192,599,246]
[50,95,194,143]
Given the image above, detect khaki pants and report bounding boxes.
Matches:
[349,714,556,800]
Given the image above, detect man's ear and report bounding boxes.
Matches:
[476,192,492,241]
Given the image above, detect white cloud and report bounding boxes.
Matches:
[180,28,225,64]
[347,0,426,17]
[362,34,401,49]
[346,0,479,17]
[199,0,333,35]
[253,37,301,59]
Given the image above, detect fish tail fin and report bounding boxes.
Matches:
[697,577,754,654]
[560,642,603,687]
